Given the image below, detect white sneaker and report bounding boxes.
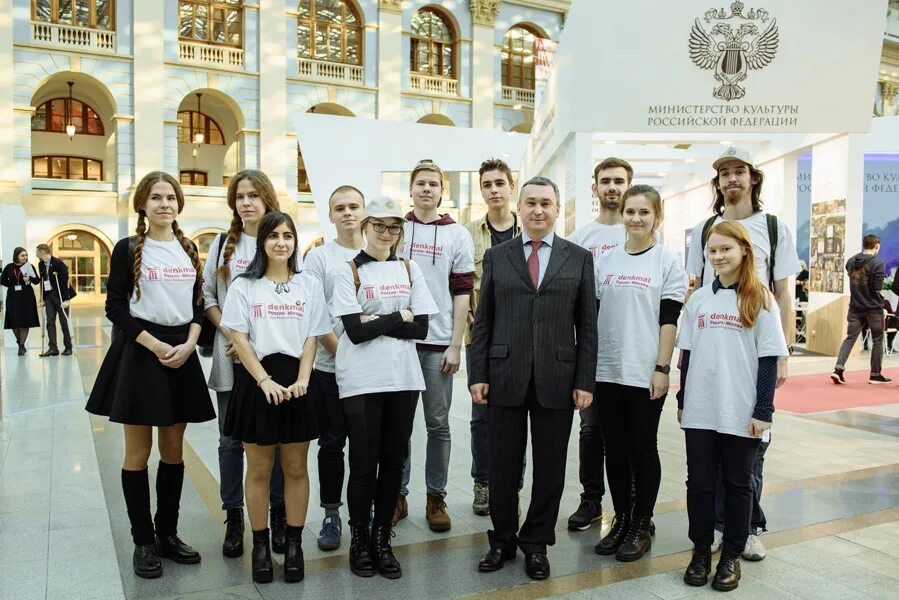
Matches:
[742,534,766,561]
[711,529,723,553]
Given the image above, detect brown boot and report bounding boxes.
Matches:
[391,495,408,526]
[426,493,451,532]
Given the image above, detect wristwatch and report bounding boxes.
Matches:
[655,364,671,374]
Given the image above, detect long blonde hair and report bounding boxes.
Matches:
[706,221,770,328]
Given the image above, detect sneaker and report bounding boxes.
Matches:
[391,495,408,526]
[869,373,892,385]
[711,529,724,554]
[567,495,602,531]
[317,515,342,551]
[830,369,846,384]
[742,533,766,561]
[425,493,451,532]
[472,483,490,516]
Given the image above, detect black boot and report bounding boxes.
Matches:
[222,507,245,558]
[270,504,287,554]
[594,512,630,555]
[122,469,161,578]
[684,545,712,586]
[371,523,401,579]
[251,529,274,584]
[284,525,305,583]
[349,525,376,577]
[712,551,741,591]
[154,461,200,564]
[615,516,652,562]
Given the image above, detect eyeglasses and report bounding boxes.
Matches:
[370,222,403,235]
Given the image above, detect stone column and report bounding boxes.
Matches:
[470,1,500,130]
[132,0,166,176]
[377,0,403,120]
[258,0,289,191]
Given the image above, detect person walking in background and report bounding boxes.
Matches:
[2,247,41,355]
[831,234,891,385]
[36,242,73,356]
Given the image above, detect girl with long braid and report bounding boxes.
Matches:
[201,170,287,559]
[87,171,215,579]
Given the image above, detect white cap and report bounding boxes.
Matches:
[364,196,405,220]
[712,146,755,171]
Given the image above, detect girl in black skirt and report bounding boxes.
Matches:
[219,211,330,583]
[2,247,40,355]
[86,171,215,579]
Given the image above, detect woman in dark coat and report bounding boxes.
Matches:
[1,247,40,355]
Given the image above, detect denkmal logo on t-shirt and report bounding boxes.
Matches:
[362,283,412,300]
[145,266,195,282]
[252,301,306,320]
[602,273,653,289]
[409,242,444,259]
[589,242,621,258]
[233,258,251,273]
[697,312,743,331]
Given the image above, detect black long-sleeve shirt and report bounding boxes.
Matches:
[341,312,428,344]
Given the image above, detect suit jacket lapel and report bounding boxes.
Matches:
[539,238,570,290]
[506,236,535,290]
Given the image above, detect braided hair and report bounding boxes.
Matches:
[218,169,281,282]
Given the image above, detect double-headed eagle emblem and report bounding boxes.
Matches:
[689,1,779,101]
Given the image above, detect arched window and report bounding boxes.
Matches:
[179,0,242,46]
[297,0,362,65]
[177,110,225,144]
[33,155,103,180]
[180,170,208,186]
[49,229,111,303]
[33,0,115,30]
[410,8,455,78]
[32,97,105,135]
[193,230,225,261]
[502,25,543,90]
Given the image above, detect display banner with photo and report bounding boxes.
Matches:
[809,199,846,294]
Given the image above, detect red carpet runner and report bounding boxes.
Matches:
[775,367,899,413]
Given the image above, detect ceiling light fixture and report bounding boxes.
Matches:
[65,81,76,140]
[193,93,205,144]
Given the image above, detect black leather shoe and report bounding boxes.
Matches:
[62,347,73,356]
[684,545,712,586]
[349,525,376,578]
[371,524,402,579]
[39,349,59,357]
[17,345,25,356]
[222,507,244,558]
[615,516,652,562]
[595,513,630,555]
[270,504,287,554]
[478,547,516,572]
[284,525,304,583]
[650,519,656,536]
[155,534,201,564]
[712,551,741,591]
[524,552,550,580]
[133,543,162,578]
[252,529,274,584]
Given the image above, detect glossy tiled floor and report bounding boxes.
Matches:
[2,307,898,599]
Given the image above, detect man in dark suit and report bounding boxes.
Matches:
[469,176,597,580]
[36,243,73,356]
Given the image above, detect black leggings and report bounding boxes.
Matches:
[343,391,417,528]
[597,382,664,518]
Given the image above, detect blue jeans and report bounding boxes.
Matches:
[401,349,453,498]
[217,390,285,510]
[714,434,769,533]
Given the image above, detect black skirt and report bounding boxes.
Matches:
[224,353,318,445]
[86,320,215,426]
[3,285,40,329]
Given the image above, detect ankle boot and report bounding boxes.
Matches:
[712,551,741,591]
[251,529,274,583]
[270,504,287,554]
[371,523,401,579]
[222,507,245,558]
[154,461,200,564]
[595,512,630,555]
[349,525,376,577]
[615,516,652,562]
[284,525,304,583]
[684,544,712,586]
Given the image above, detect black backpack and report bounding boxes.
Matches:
[699,213,779,291]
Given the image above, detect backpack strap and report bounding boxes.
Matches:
[401,258,412,284]
[214,232,225,268]
[766,213,778,291]
[348,260,361,292]
[698,215,718,285]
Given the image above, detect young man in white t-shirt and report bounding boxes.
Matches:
[566,157,630,531]
[397,159,475,532]
[685,146,801,560]
[303,186,366,551]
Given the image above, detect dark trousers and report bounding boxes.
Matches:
[597,382,663,518]
[311,370,347,508]
[488,378,573,553]
[578,387,605,500]
[343,391,417,528]
[714,436,769,533]
[686,429,760,556]
[44,293,73,350]
[836,308,884,374]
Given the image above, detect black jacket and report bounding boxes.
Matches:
[846,253,885,312]
[38,256,70,302]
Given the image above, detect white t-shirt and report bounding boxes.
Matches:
[568,222,626,258]
[677,285,788,437]
[400,220,474,346]
[220,273,331,361]
[130,238,197,326]
[595,245,687,387]
[687,212,802,287]
[302,240,362,373]
[330,259,439,398]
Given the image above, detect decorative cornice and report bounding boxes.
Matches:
[471,0,501,27]
[882,81,898,105]
[379,0,402,14]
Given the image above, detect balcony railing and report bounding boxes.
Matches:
[178,41,244,69]
[501,86,536,107]
[31,22,116,52]
[409,74,459,97]
[297,57,364,85]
